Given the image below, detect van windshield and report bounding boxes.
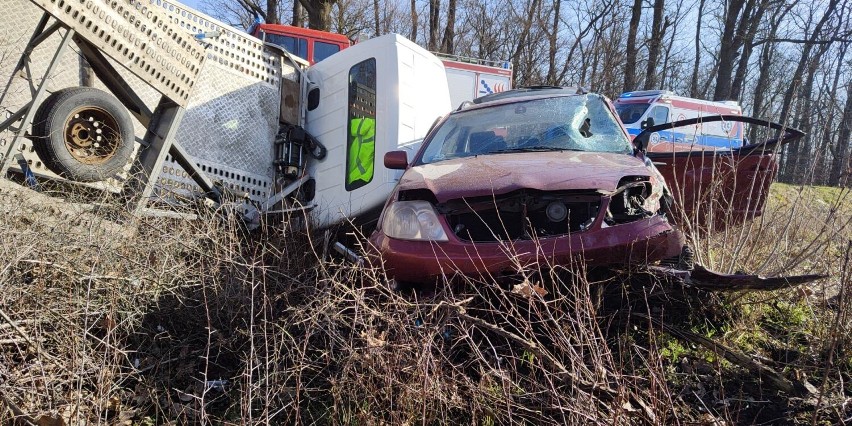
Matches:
[615,103,650,124]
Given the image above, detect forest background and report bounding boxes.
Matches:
[189,0,852,187]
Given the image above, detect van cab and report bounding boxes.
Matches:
[614,90,744,152]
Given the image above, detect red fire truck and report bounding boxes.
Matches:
[252,24,351,65]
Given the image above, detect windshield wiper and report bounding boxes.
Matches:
[492,146,582,153]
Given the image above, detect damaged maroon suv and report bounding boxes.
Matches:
[367,88,810,286]
[368,89,688,284]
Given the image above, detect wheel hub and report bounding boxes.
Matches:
[63,106,121,165]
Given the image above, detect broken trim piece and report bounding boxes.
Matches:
[646,264,825,291]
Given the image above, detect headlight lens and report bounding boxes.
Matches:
[383,200,449,241]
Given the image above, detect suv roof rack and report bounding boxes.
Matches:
[472,86,586,105]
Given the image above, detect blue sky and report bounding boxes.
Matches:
[175,0,205,13]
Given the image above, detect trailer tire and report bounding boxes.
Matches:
[32,87,135,182]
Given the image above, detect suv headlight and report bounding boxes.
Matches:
[383,200,449,241]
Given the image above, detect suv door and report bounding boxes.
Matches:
[637,115,805,230]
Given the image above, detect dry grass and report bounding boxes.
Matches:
[0,173,850,424]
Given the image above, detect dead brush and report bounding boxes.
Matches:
[1,153,850,424]
[0,179,222,424]
[653,136,852,422]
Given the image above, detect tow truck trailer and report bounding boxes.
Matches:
[0,0,450,228]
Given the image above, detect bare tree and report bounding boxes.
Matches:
[293,0,304,26]
[728,0,771,100]
[233,0,281,24]
[428,0,441,50]
[622,0,642,92]
[688,0,706,97]
[410,0,418,41]
[644,0,670,89]
[750,0,796,125]
[659,0,686,89]
[546,0,561,84]
[299,0,338,30]
[440,0,458,53]
[712,0,747,100]
[778,0,842,181]
[556,0,617,86]
[332,0,371,36]
[831,80,852,185]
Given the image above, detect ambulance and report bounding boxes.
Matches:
[614,90,744,151]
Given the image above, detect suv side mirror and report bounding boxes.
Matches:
[635,117,656,154]
[384,151,408,170]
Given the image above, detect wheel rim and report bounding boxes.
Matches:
[63,106,122,165]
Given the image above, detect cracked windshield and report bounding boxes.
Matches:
[419,94,632,165]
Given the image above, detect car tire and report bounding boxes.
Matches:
[32,87,135,182]
[661,244,695,271]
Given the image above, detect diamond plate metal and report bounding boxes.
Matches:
[176,61,279,176]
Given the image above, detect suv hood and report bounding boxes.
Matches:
[400,151,650,202]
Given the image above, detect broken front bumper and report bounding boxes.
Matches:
[369,214,685,284]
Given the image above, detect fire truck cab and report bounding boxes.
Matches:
[252,23,351,65]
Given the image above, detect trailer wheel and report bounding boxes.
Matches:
[32,87,134,182]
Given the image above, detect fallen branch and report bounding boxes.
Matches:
[0,308,37,349]
[0,389,37,425]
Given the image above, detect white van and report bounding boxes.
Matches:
[613,90,744,151]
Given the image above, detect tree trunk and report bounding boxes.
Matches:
[777,0,839,181]
[622,0,642,92]
[440,0,456,53]
[643,0,668,90]
[659,0,682,89]
[782,44,830,184]
[778,0,839,126]
[373,0,380,36]
[262,0,277,24]
[410,0,418,42]
[749,40,775,143]
[688,0,705,97]
[712,0,745,100]
[817,45,845,185]
[428,0,440,51]
[546,0,561,84]
[830,82,852,186]
[730,0,767,100]
[299,0,336,31]
[511,0,539,72]
[292,0,303,26]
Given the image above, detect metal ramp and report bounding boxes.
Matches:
[0,0,294,215]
